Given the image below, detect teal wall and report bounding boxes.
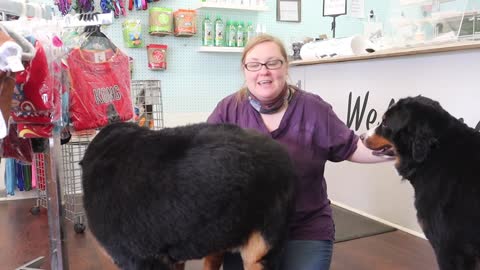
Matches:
[37,0,479,117]
[96,0,391,116]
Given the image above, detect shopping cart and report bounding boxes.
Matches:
[61,133,94,233]
[30,135,91,234]
[30,80,164,234]
[30,153,47,215]
[131,80,164,130]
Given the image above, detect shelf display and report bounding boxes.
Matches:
[388,0,479,46]
[196,2,268,12]
[198,46,243,52]
[197,2,267,52]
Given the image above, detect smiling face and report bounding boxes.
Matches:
[242,41,288,102]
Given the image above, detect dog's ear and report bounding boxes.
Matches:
[412,125,438,162]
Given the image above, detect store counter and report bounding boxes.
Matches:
[287,40,480,236]
[290,40,480,66]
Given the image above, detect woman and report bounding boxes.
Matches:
[207,34,391,270]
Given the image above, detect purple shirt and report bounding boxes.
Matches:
[207,88,358,241]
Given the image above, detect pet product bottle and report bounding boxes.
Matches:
[246,22,255,44]
[226,20,237,47]
[256,23,262,36]
[214,16,225,47]
[202,15,214,46]
[236,21,245,47]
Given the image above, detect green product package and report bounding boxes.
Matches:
[123,19,143,48]
[149,7,173,36]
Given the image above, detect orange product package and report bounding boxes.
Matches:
[174,9,196,37]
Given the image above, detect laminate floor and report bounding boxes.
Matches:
[0,199,437,270]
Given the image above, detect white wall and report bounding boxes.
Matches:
[99,0,391,117]
[289,48,480,235]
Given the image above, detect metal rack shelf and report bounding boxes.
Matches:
[198,46,244,53]
[195,2,268,12]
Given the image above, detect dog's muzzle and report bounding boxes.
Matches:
[361,127,396,158]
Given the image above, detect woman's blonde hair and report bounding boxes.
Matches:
[237,34,289,100]
[241,34,289,66]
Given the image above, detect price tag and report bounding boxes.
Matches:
[94,52,107,63]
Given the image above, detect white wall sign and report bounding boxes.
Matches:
[323,0,347,17]
[350,0,365,18]
[289,48,480,235]
[278,1,300,22]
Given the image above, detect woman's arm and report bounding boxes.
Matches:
[347,140,394,163]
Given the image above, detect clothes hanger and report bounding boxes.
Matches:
[79,12,117,51]
[80,25,117,51]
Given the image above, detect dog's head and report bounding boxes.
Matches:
[362,96,448,170]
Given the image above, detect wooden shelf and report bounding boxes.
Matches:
[196,2,266,53]
[195,2,268,12]
[289,40,480,66]
[198,46,244,53]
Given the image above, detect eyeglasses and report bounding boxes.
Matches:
[244,59,284,71]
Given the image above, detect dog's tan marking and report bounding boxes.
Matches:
[240,231,269,270]
[175,262,186,270]
[203,252,224,270]
[364,133,401,165]
[364,134,392,150]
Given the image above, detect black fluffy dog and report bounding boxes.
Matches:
[81,122,295,270]
[362,96,480,270]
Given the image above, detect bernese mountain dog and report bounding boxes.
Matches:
[362,96,480,270]
[80,122,295,270]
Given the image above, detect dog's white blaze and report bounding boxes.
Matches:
[365,125,379,138]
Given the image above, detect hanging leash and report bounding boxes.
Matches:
[76,0,95,13]
[55,0,71,15]
[128,0,133,11]
[99,0,125,18]
[114,0,126,17]
[100,0,114,14]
